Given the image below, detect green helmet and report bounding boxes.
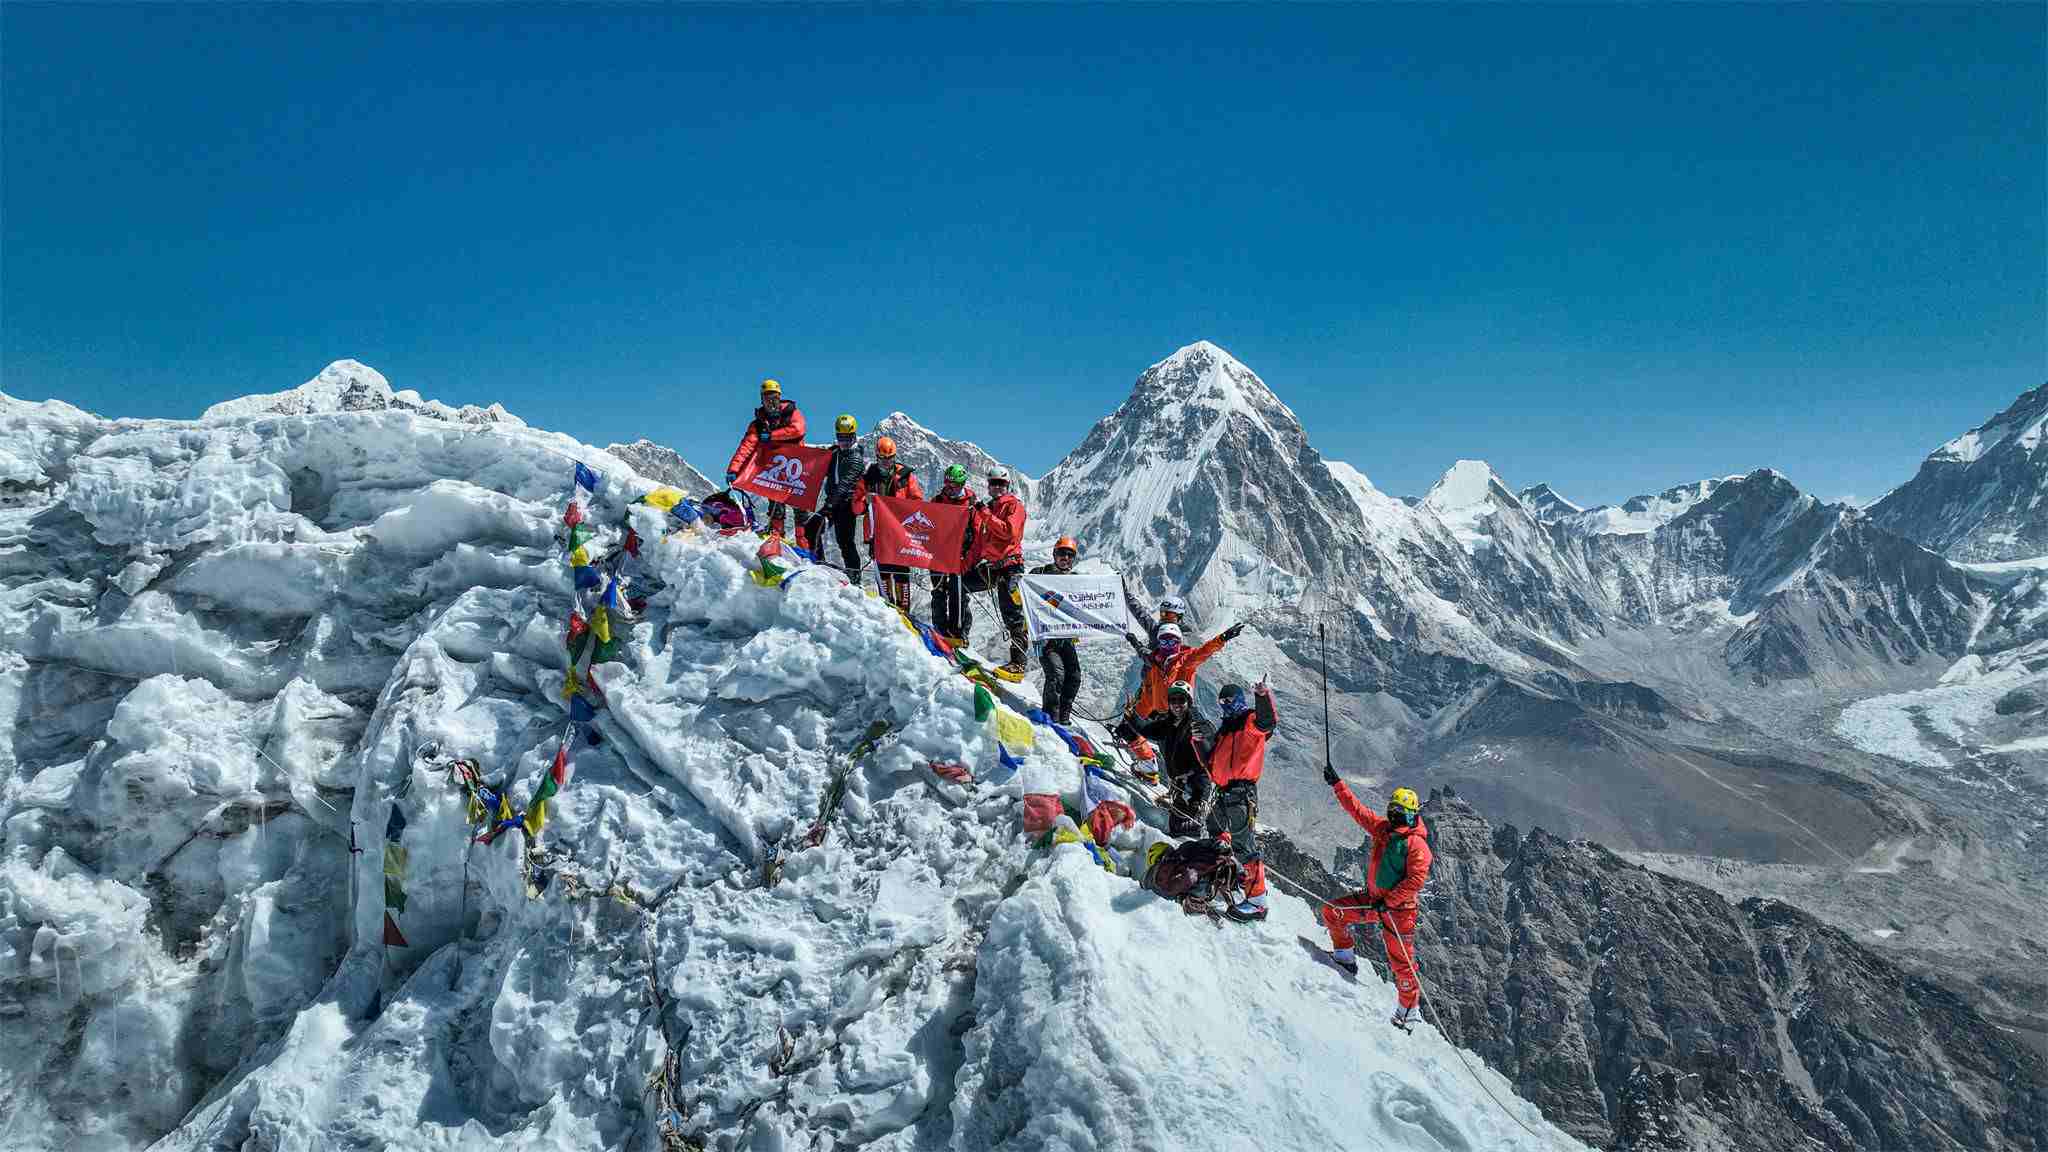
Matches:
[944,464,968,485]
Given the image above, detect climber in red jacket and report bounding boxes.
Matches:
[1208,678,1276,922]
[1320,774,1433,1029]
[725,378,806,539]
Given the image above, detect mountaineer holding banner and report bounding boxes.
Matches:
[1028,536,1085,723]
[855,436,924,613]
[968,469,1031,678]
[726,379,823,538]
[930,466,978,643]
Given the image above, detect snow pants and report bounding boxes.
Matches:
[1322,896,1421,1009]
[1040,639,1080,724]
[807,506,861,582]
[934,574,970,641]
[1205,781,1265,900]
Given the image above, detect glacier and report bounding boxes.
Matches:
[0,381,1584,1152]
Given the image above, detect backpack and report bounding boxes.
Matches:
[1145,838,1244,914]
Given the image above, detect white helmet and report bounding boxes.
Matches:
[1159,596,1187,617]
[1155,623,1183,646]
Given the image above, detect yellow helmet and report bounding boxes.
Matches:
[835,414,857,435]
[1389,787,1420,815]
[1146,840,1171,872]
[760,378,781,395]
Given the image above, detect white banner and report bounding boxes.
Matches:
[1021,572,1131,642]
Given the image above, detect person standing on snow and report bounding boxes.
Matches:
[931,465,978,643]
[725,379,807,539]
[805,414,867,578]
[854,435,924,613]
[1030,536,1084,723]
[1118,680,1215,837]
[967,468,1030,675]
[1207,679,1276,922]
[1318,775,1433,1029]
[1127,619,1243,720]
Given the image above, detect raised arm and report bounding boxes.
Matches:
[1331,778,1386,836]
[1252,683,1277,734]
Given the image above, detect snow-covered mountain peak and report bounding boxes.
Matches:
[1127,340,1300,442]
[863,410,1036,501]
[1931,384,2046,464]
[1425,459,1514,512]
[1516,483,1583,522]
[200,360,525,427]
[605,439,714,496]
[1423,460,1528,553]
[1871,383,2048,562]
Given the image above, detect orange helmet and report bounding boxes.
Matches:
[876,436,897,458]
[1054,536,1078,555]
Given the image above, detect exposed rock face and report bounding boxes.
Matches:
[1871,383,2048,562]
[1280,791,2048,1151]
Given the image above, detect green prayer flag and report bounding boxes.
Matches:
[383,876,408,913]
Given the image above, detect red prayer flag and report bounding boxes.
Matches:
[550,741,568,788]
[869,494,972,574]
[382,911,409,948]
[732,442,834,512]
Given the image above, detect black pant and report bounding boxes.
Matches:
[934,573,970,639]
[1041,639,1080,724]
[807,506,862,581]
[967,562,1028,665]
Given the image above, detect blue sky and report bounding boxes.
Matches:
[3,5,2041,507]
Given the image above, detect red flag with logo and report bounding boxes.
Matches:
[732,442,834,512]
[869,494,972,574]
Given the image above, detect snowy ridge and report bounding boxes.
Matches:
[0,384,1584,1152]
[199,359,525,426]
[605,438,716,496]
[1560,476,1736,538]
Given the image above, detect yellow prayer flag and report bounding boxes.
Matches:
[994,708,1035,755]
[570,546,590,567]
[382,843,408,877]
[591,605,611,644]
[563,669,581,699]
[523,798,548,838]
[642,487,684,510]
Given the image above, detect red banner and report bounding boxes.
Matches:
[869,494,972,574]
[732,442,833,512]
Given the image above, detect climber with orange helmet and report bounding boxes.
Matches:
[1319,773,1434,1029]
[725,378,806,539]
[854,435,924,613]
[1029,535,1085,723]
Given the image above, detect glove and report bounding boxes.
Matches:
[725,470,739,485]
[1222,623,1245,641]
[1322,762,1340,786]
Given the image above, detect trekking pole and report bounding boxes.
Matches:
[1319,622,1333,768]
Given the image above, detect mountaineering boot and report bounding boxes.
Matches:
[1390,1003,1419,1030]
[1329,948,1360,976]
[1225,899,1267,923]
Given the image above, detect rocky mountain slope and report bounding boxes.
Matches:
[1871,382,2048,562]
[1268,791,2046,1151]
[606,438,716,496]
[858,412,1036,503]
[0,380,1583,1152]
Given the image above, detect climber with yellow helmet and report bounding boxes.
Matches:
[1317,769,1434,1029]
[725,378,806,539]
[803,413,868,578]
